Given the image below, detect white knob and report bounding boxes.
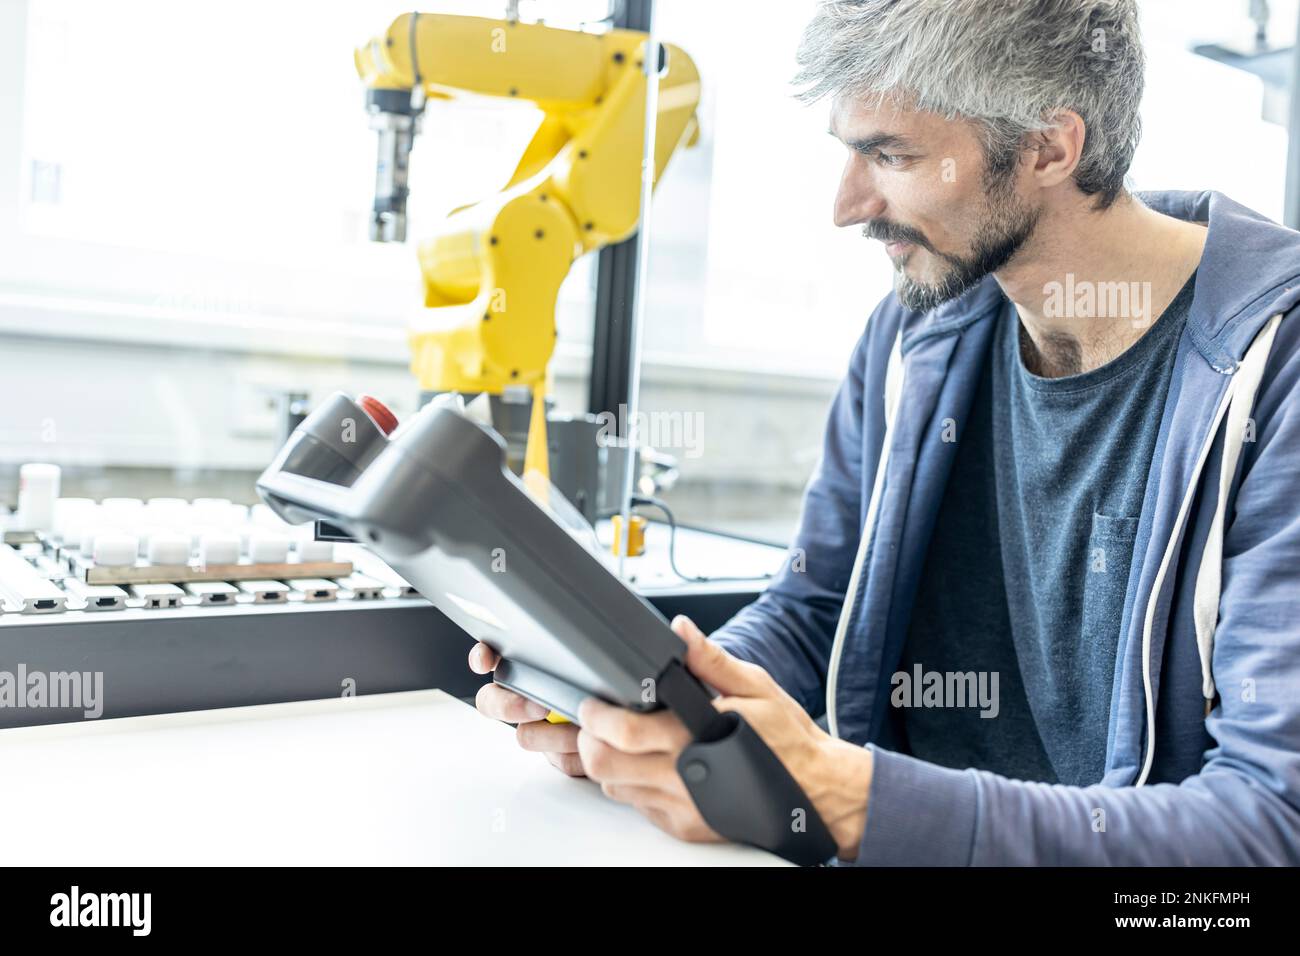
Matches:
[53,498,95,545]
[144,497,190,525]
[102,497,144,518]
[16,463,61,531]
[192,498,233,526]
[248,532,290,564]
[293,538,334,563]
[199,532,240,566]
[93,532,139,567]
[81,526,110,558]
[146,531,191,566]
[147,497,187,509]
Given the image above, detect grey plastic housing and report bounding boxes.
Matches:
[256,393,838,865]
[258,394,683,712]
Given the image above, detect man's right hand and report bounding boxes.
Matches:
[468,642,586,777]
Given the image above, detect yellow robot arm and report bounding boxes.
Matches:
[355,13,701,399]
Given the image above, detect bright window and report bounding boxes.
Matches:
[3,0,603,345]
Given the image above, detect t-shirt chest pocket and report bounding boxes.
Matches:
[1083,512,1140,640]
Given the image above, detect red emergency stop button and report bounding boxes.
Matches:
[358,394,398,435]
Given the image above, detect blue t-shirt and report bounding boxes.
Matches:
[897,272,1196,785]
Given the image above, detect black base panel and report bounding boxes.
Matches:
[0,591,759,728]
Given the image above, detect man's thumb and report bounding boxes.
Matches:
[671,615,765,697]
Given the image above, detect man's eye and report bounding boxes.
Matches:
[856,146,904,167]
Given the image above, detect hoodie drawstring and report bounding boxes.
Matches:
[1191,314,1283,701]
[1136,312,1283,785]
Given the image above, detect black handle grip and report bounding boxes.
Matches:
[677,711,838,866]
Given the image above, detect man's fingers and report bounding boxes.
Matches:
[475,682,548,723]
[669,614,708,644]
[576,697,691,754]
[516,719,580,754]
[599,783,723,844]
[468,642,500,675]
[599,781,678,809]
[577,729,682,788]
[545,751,587,777]
[673,615,770,697]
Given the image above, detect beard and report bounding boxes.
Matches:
[869,182,1040,312]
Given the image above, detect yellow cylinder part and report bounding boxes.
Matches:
[611,514,647,558]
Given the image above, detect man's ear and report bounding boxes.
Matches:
[1029,109,1087,191]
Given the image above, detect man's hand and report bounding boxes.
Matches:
[468,642,586,777]
[578,616,875,860]
[468,617,874,859]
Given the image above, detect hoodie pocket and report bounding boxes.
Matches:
[1083,512,1139,641]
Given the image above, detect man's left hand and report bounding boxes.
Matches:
[577,615,874,860]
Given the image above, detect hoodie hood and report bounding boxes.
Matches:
[1139,190,1300,370]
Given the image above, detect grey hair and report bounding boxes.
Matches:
[795,0,1144,207]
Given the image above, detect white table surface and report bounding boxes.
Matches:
[0,689,786,866]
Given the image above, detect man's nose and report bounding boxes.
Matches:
[833,155,887,227]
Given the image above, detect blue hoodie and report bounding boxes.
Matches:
[713,190,1300,865]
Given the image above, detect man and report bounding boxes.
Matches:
[471,0,1300,864]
